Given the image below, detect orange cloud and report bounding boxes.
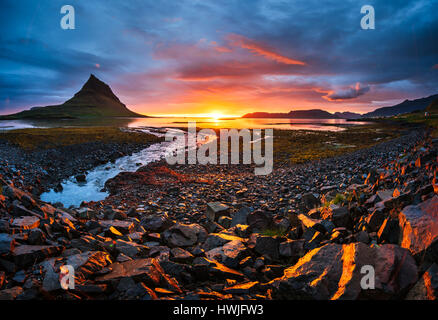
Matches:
[227,34,306,66]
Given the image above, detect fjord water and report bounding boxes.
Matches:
[0,117,365,131]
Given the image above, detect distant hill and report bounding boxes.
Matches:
[362,94,438,118]
[334,111,361,119]
[242,109,340,119]
[0,74,146,120]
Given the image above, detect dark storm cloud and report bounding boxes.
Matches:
[0,0,437,114]
[324,83,371,101]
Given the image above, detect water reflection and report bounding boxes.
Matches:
[0,117,367,131]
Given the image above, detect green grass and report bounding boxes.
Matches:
[392,112,438,137]
[176,122,404,166]
[332,193,345,205]
[322,193,349,208]
[261,228,288,237]
[272,123,402,164]
[0,127,162,150]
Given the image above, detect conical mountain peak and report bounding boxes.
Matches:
[0,74,146,119]
[76,74,120,102]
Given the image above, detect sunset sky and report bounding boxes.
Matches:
[1,0,437,116]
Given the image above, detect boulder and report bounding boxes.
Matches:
[331,207,351,228]
[377,218,400,244]
[406,263,438,300]
[297,214,326,233]
[205,240,249,269]
[302,193,320,210]
[66,251,112,281]
[398,196,438,256]
[114,240,149,258]
[206,258,245,280]
[96,258,160,286]
[375,189,394,202]
[321,205,351,228]
[140,213,173,232]
[218,216,232,229]
[2,185,26,201]
[304,231,325,251]
[99,220,135,235]
[223,281,259,295]
[11,216,40,231]
[231,206,251,227]
[279,239,305,260]
[355,231,370,244]
[28,228,46,245]
[96,258,181,293]
[0,233,15,255]
[365,209,386,232]
[0,286,23,300]
[40,259,61,292]
[164,223,207,247]
[249,234,280,260]
[76,207,96,220]
[270,243,418,300]
[247,210,272,232]
[206,202,230,222]
[170,247,194,263]
[0,220,9,233]
[12,245,63,268]
[70,235,105,252]
[11,204,42,218]
[203,233,245,251]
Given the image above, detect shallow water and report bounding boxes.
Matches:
[0,117,366,131]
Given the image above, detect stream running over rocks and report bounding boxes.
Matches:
[40,127,215,208]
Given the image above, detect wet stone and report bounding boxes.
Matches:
[206,202,230,222]
[11,216,40,231]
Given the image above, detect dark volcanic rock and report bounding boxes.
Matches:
[0,233,15,254]
[140,213,173,232]
[249,234,281,261]
[247,210,272,232]
[13,245,63,269]
[406,263,438,300]
[164,223,207,247]
[270,243,418,300]
[398,196,438,256]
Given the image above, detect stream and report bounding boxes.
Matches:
[40,127,215,208]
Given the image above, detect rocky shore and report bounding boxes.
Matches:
[0,134,160,196]
[0,127,437,300]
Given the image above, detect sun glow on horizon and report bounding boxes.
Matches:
[148,112,241,118]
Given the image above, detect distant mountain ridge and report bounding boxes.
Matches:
[0,74,146,120]
[362,94,438,118]
[242,109,359,119]
[241,93,438,119]
[334,111,362,119]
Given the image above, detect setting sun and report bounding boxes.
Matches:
[209,112,223,120]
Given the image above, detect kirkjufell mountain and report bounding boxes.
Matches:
[0,74,146,119]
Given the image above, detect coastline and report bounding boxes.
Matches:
[0,123,437,300]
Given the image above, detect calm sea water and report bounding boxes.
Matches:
[0,117,366,131]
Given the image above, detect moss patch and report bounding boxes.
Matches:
[273,123,403,164]
[0,127,162,150]
[392,112,438,137]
